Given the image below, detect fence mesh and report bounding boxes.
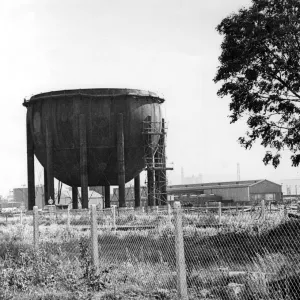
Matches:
[0,202,300,299]
[182,204,300,299]
[93,207,177,298]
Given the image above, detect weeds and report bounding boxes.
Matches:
[0,208,299,299]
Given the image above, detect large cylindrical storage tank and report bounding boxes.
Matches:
[23,88,164,187]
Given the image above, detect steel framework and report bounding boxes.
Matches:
[142,117,173,206]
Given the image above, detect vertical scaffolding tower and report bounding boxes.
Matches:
[143,117,173,206]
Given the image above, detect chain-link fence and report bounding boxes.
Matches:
[182,201,300,299]
[1,201,300,299]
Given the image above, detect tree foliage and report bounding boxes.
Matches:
[214,0,300,167]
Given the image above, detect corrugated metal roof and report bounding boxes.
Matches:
[169,179,262,189]
[167,179,280,194]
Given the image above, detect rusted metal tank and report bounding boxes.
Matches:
[23,88,164,187]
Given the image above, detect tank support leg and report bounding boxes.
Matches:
[72,186,78,209]
[117,113,126,207]
[79,114,89,209]
[146,116,155,207]
[154,152,161,206]
[147,168,155,207]
[134,174,141,207]
[46,118,55,205]
[26,114,35,210]
[44,169,48,207]
[160,119,167,205]
[105,185,110,208]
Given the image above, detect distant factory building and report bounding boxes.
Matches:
[87,190,103,208]
[111,186,148,207]
[56,189,103,209]
[167,179,282,206]
[181,167,202,185]
[280,179,300,196]
[13,187,28,204]
[110,186,174,207]
[13,186,45,209]
[12,186,103,210]
[0,190,21,209]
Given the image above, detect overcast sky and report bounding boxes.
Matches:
[0,0,299,196]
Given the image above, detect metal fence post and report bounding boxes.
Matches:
[111,205,117,233]
[90,205,99,270]
[261,199,265,222]
[218,202,222,225]
[173,201,188,300]
[33,206,39,250]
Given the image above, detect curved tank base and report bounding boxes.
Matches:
[34,147,144,187]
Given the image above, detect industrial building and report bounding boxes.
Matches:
[12,186,45,209]
[110,186,148,207]
[11,186,103,210]
[167,179,282,206]
[181,167,203,185]
[280,178,300,196]
[56,190,103,209]
[13,187,28,204]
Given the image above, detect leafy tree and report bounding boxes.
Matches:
[214,0,300,167]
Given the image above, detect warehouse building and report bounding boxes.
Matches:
[110,186,176,207]
[56,190,103,209]
[111,186,148,207]
[13,186,45,209]
[167,179,282,206]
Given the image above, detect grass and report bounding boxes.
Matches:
[0,207,299,299]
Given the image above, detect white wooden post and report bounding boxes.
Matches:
[261,199,265,222]
[205,202,208,213]
[33,206,39,250]
[173,201,188,300]
[48,197,54,222]
[67,206,70,229]
[90,205,99,270]
[284,203,287,218]
[111,205,117,233]
[218,202,222,225]
[20,210,23,225]
[167,203,172,224]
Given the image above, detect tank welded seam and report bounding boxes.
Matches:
[34,146,114,150]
